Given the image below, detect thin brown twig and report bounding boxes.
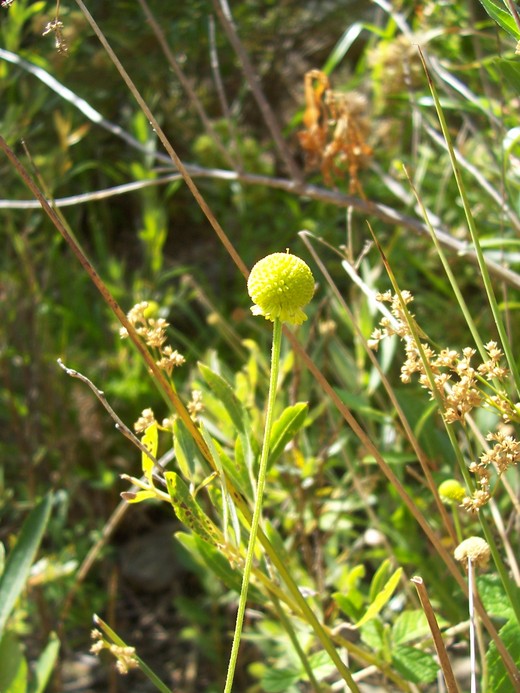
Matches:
[211,0,303,183]
[411,576,460,693]
[136,0,236,170]
[3,162,520,290]
[208,13,244,173]
[57,359,165,480]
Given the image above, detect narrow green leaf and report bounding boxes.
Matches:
[165,471,224,548]
[0,493,53,639]
[323,22,364,75]
[393,645,438,684]
[0,632,28,693]
[355,567,403,628]
[173,418,200,481]
[268,402,308,469]
[28,632,60,693]
[478,0,520,39]
[94,615,171,693]
[491,57,520,92]
[369,558,391,603]
[332,591,364,622]
[198,363,248,435]
[0,543,5,578]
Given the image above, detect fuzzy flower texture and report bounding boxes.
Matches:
[247,252,315,325]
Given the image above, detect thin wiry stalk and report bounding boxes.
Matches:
[208,14,244,174]
[211,0,303,183]
[468,559,477,693]
[136,0,237,170]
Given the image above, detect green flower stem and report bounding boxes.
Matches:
[94,615,171,693]
[224,318,283,693]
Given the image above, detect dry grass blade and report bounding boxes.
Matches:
[411,576,460,693]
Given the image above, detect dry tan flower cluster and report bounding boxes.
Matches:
[134,407,156,434]
[461,431,520,512]
[370,291,520,512]
[90,629,138,675]
[120,301,185,375]
[42,18,68,55]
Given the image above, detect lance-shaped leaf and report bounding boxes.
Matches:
[355,563,403,628]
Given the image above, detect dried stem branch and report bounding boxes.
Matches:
[411,576,460,693]
[211,0,302,182]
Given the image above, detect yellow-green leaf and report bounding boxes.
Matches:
[355,567,403,628]
[141,423,158,481]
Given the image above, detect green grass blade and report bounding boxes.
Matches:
[420,49,520,395]
[0,493,53,640]
[28,632,60,693]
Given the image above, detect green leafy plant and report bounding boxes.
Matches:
[0,494,59,693]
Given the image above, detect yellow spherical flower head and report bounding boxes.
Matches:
[247,252,315,325]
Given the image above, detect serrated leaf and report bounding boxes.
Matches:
[305,649,336,680]
[355,567,403,628]
[261,666,300,693]
[165,472,224,548]
[487,617,520,692]
[478,574,516,620]
[478,0,520,39]
[141,422,158,480]
[392,645,439,684]
[198,363,248,435]
[0,493,53,640]
[360,618,384,651]
[268,402,308,469]
[392,610,434,646]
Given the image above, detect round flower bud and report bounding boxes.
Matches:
[247,252,315,325]
[454,537,491,570]
[438,479,466,504]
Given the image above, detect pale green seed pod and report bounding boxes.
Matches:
[247,252,315,325]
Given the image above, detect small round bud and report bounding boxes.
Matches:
[454,537,491,570]
[438,479,466,504]
[247,252,315,325]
